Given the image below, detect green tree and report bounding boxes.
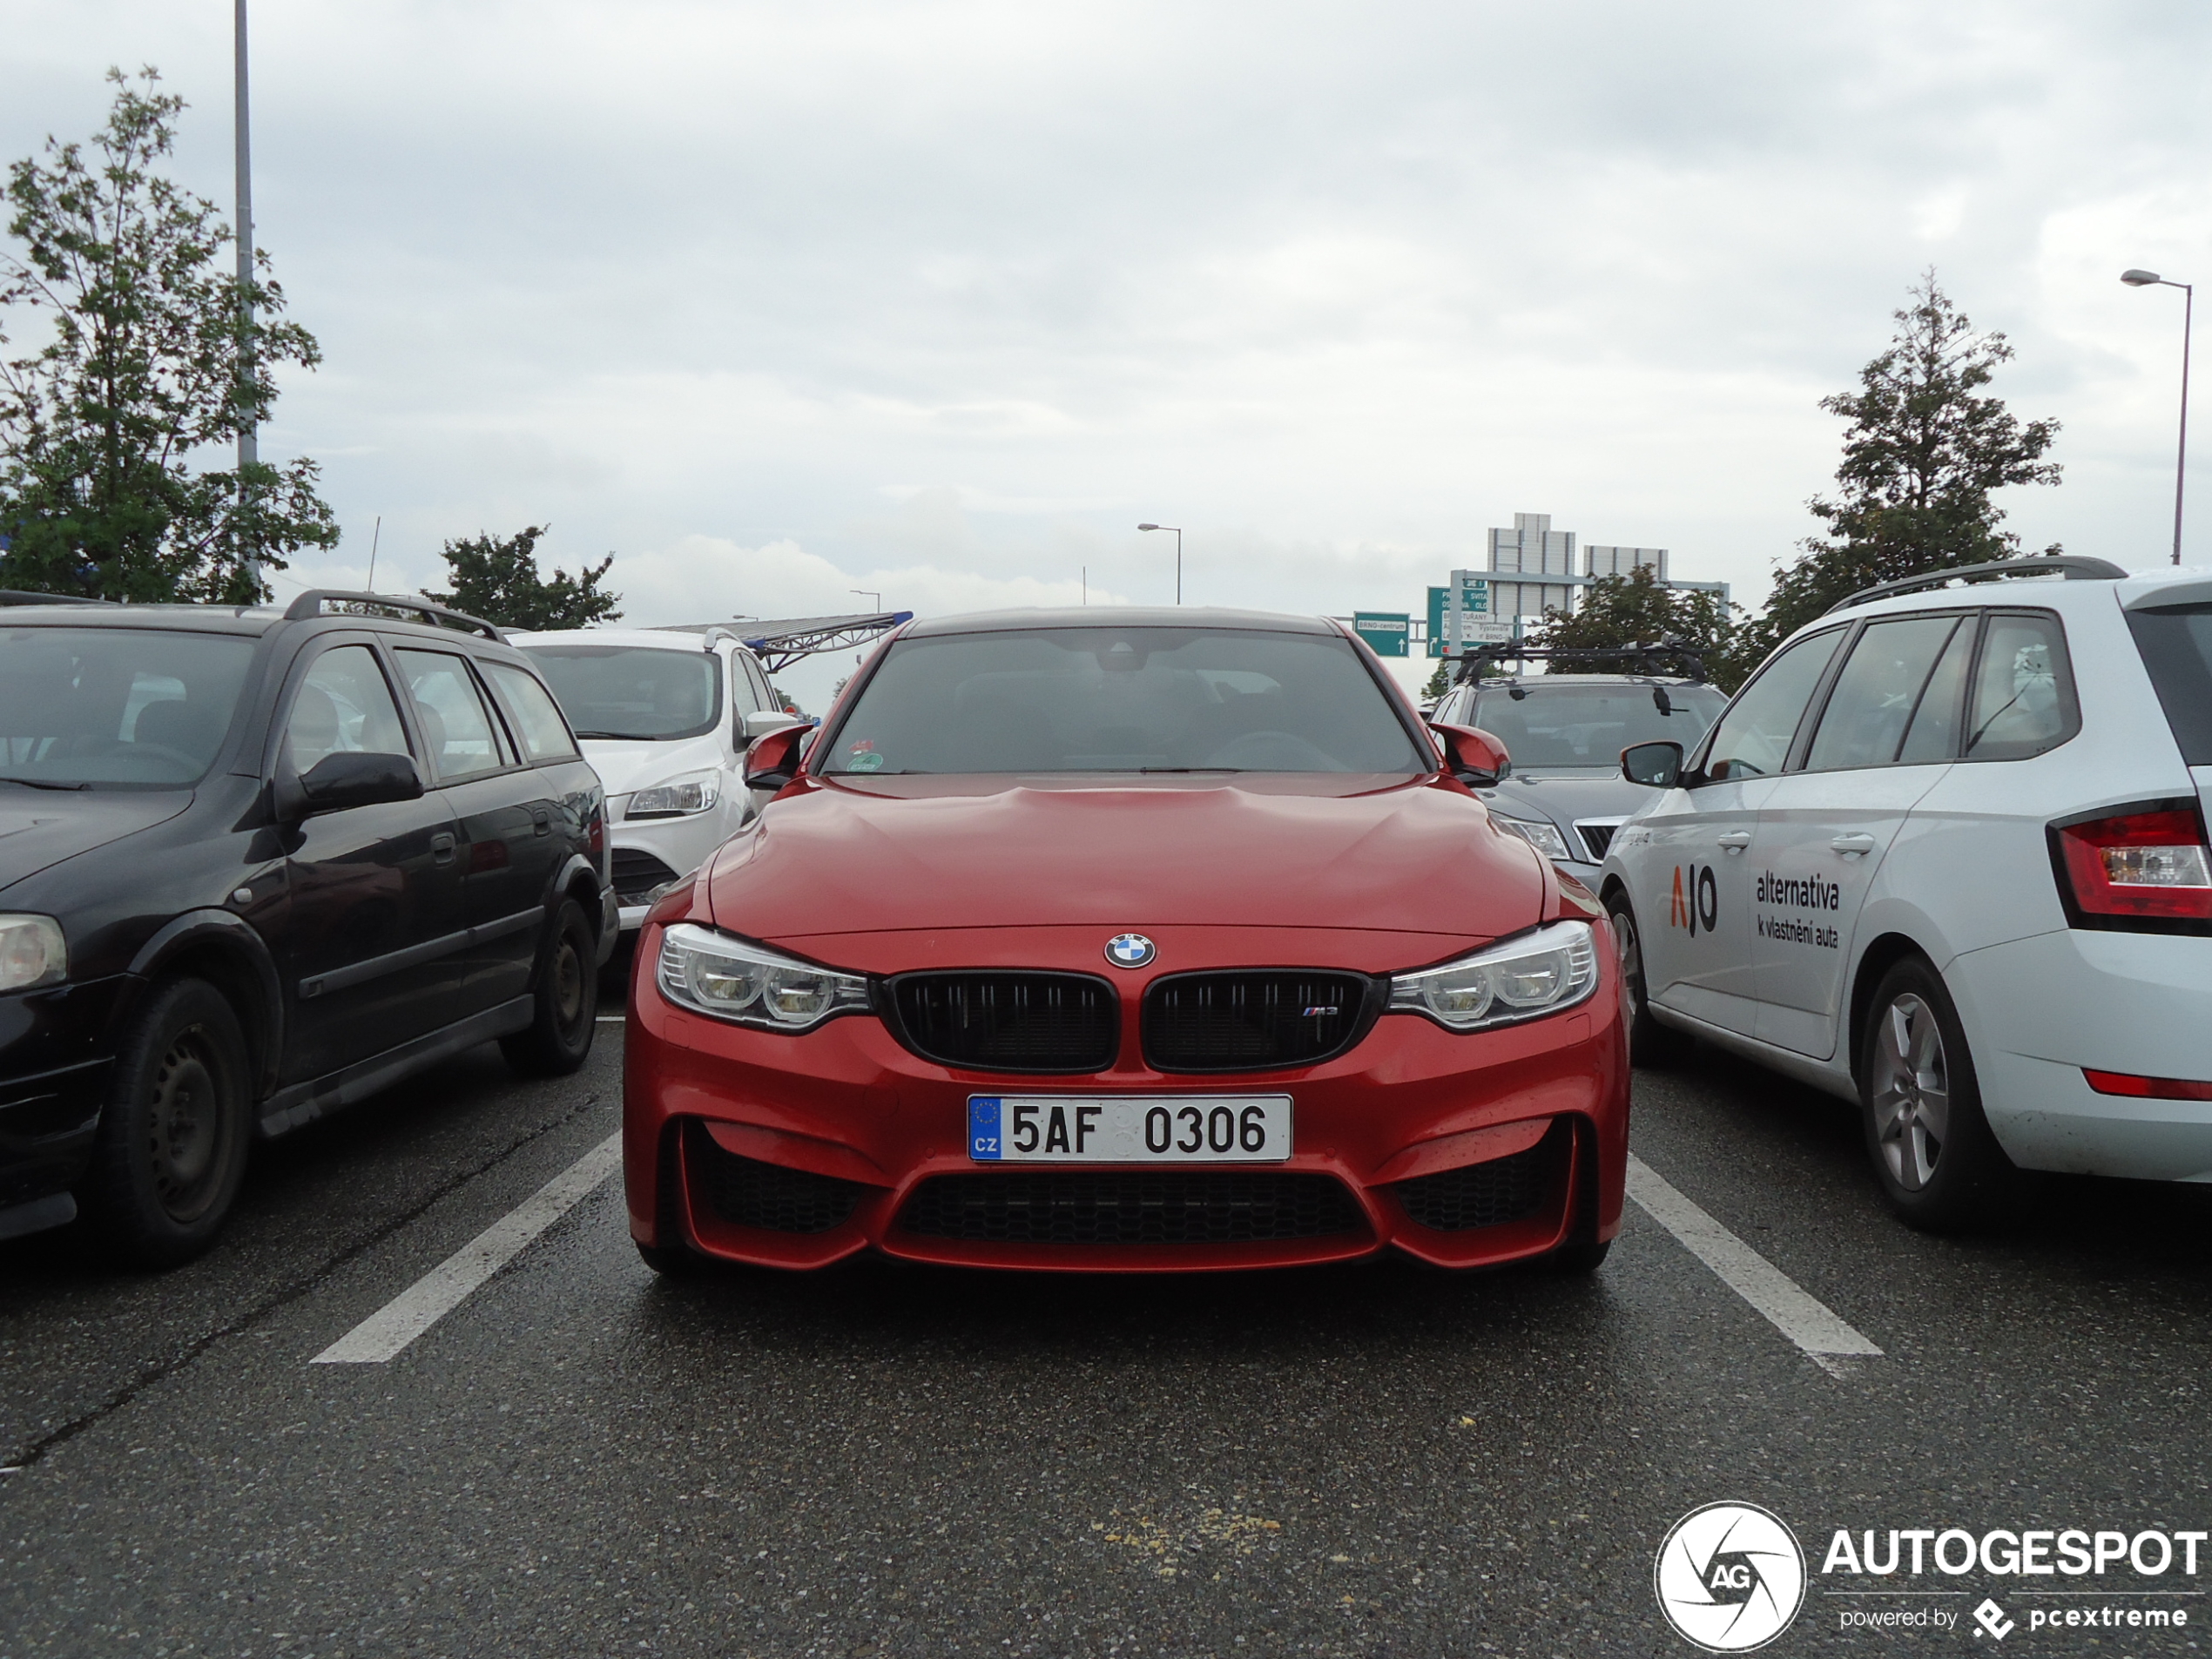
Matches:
[1526,564,1751,689]
[0,69,336,603]
[1747,273,2060,659]
[426,524,622,631]
[1421,658,1450,699]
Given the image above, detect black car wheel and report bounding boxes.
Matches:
[1604,893,1691,1067]
[1858,956,2026,1231]
[501,898,599,1076]
[84,978,253,1268]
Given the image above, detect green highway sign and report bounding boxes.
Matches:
[1352,611,1411,658]
[1426,578,1491,637]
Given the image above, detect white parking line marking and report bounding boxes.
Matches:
[311,1132,623,1365]
[1626,1153,1883,1376]
[596,1015,624,1022]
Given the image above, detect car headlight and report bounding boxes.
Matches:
[0,915,66,993]
[1387,920,1599,1032]
[656,922,870,1031]
[1493,814,1575,862]
[626,771,721,819]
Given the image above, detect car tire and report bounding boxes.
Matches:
[1858,957,2025,1231]
[82,978,253,1269]
[500,899,598,1077]
[1606,894,1692,1067]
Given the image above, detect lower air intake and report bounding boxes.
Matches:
[688,1123,868,1234]
[897,1170,1366,1244]
[1390,1120,1568,1232]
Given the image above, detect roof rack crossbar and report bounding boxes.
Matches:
[282,590,505,640]
[1449,638,1710,687]
[1826,556,2129,616]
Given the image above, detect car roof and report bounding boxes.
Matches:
[1820,560,2212,627]
[898,605,1344,638]
[510,626,738,651]
[0,597,538,663]
[1467,673,1713,688]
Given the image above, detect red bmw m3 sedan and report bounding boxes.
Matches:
[623,608,1629,1277]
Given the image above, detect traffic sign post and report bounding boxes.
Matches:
[1427,575,1491,658]
[1352,612,1410,658]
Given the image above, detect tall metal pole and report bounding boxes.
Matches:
[1174,528,1181,604]
[234,0,260,590]
[2175,283,2193,566]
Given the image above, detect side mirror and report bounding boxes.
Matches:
[742,709,804,740]
[1430,722,1511,788]
[294,751,424,818]
[743,725,808,792]
[1622,740,1684,788]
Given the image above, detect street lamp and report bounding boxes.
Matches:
[1137,523,1182,604]
[234,0,260,590]
[851,589,882,612]
[2122,267,2194,565]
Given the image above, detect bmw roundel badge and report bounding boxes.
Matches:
[1104,933,1157,969]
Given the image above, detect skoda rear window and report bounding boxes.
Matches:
[2127,604,2212,764]
[0,628,256,786]
[822,627,1426,775]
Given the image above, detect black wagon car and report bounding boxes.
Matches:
[0,590,616,1264]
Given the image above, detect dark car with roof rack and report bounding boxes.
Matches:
[0,589,614,1264]
[1428,643,1731,884]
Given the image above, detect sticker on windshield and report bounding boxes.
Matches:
[846,738,886,772]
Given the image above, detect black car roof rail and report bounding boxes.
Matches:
[282,590,505,641]
[1450,639,1710,687]
[0,588,118,606]
[1825,555,2129,616]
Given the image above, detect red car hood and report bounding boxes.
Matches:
[703,773,1545,944]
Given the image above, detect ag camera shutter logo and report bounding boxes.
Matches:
[1655,1501,1807,1652]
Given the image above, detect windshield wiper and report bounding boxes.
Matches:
[0,775,90,791]
[570,730,656,741]
[1138,766,1246,773]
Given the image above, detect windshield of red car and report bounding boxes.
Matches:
[821,626,1427,775]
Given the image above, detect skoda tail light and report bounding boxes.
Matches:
[2051,805,2212,924]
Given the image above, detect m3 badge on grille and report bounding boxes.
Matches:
[1104,933,1156,968]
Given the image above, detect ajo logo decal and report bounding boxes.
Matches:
[1669,863,1719,935]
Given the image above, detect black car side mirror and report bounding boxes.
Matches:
[743,725,808,792]
[294,752,425,818]
[1621,740,1684,788]
[1428,722,1511,788]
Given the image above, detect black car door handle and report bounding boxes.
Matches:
[431,832,456,865]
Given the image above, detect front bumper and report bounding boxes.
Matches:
[623,922,1629,1273]
[0,976,127,1217]
[1948,927,2212,1181]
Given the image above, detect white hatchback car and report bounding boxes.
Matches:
[1600,556,2212,1228]
[513,627,804,932]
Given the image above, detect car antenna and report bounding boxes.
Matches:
[365,515,381,590]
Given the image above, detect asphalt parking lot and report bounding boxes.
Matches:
[4,1007,2211,1657]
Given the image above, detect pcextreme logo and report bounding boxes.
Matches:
[1655,1502,1807,1652]
[1669,862,1719,935]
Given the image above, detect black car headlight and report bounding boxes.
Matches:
[0,915,65,993]
[656,922,869,1031]
[1493,814,1575,862]
[1387,920,1599,1031]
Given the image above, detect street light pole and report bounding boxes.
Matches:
[851,589,882,612]
[234,0,260,591]
[2122,268,2194,565]
[1137,523,1182,603]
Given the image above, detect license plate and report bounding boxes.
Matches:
[967,1096,1292,1163]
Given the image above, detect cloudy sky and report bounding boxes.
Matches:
[3,0,2207,705]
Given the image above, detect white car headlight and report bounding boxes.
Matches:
[1387,920,1599,1032]
[657,922,871,1031]
[0,915,66,993]
[1494,814,1575,862]
[626,770,721,819]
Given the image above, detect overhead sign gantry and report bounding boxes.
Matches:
[653,610,914,674]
